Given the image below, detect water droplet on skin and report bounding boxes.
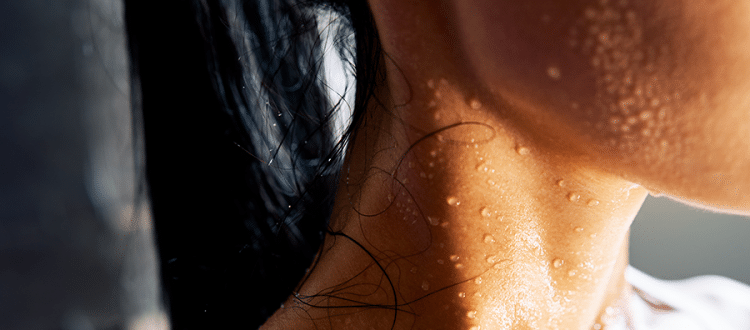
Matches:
[427,216,440,226]
[487,180,496,186]
[467,310,478,319]
[428,161,435,168]
[486,255,497,263]
[474,292,483,298]
[474,277,483,284]
[480,207,492,217]
[553,258,565,268]
[450,255,460,262]
[547,66,561,80]
[469,326,481,330]
[658,108,668,119]
[568,269,578,276]
[447,196,460,206]
[483,234,496,244]
[575,227,584,232]
[458,292,466,298]
[430,150,438,157]
[469,99,482,109]
[639,110,652,120]
[437,259,445,265]
[410,267,418,274]
[568,192,580,202]
[516,145,530,155]
[593,323,602,330]
[587,199,600,206]
[422,281,430,291]
[476,161,488,172]
[557,179,565,187]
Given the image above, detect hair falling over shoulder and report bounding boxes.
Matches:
[124,0,380,328]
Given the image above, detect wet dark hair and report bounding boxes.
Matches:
[124,0,381,328]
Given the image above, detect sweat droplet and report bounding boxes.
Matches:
[467,310,477,319]
[547,66,561,79]
[437,259,445,265]
[447,196,460,206]
[469,99,482,109]
[450,255,460,262]
[587,199,600,206]
[480,207,492,217]
[422,281,430,291]
[427,216,440,226]
[458,292,466,298]
[483,234,496,244]
[568,192,580,202]
[568,269,577,276]
[474,277,483,284]
[469,326,481,330]
[556,179,565,187]
[486,255,497,263]
[575,227,584,232]
[553,259,564,268]
[516,145,530,155]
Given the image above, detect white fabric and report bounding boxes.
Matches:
[605,267,750,329]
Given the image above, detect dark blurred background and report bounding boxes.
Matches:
[0,0,165,329]
[0,0,748,329]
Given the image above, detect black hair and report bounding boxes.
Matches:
[124,0,381,328]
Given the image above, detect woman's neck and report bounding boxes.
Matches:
[263,69,648,329]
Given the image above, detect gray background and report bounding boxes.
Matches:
[631,196,750,284]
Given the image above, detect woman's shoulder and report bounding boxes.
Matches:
[617,266,750,330]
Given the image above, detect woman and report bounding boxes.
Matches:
[127,0,750,329]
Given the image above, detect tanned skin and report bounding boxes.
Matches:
[264,1,750,329]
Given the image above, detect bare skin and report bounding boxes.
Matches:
[263,1,750,329]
